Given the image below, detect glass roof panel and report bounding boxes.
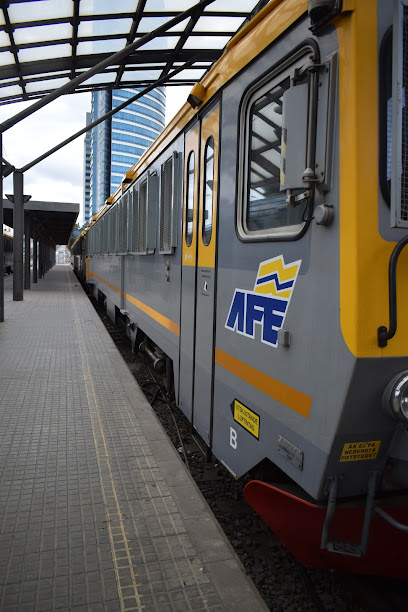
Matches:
[0,51,15,67]
[0,85,23,98]
[8,0,73,22]
[87,72,117,85]
[77,39,126,56]
[78,18,133,38]
[0,0,262,105]
[138,17,180,33]
[26,77,70,93]
[194,16,245,32]
[18,44,72,63]
[122,70,162,81]
[138,37,180,51]
[183,35,230,49]
[14,24,73,46]
[210,0,258,10]
[168,68,206,80]
[79,0,137,16]
[0,31,10,48]
[150,1,194,9]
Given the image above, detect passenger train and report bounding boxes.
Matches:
[72,0,408,578]
[3,227,12,275]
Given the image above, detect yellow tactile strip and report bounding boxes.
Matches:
[71,280,144,611]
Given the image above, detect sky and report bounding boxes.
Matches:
[0,84,191,227]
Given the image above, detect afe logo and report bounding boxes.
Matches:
[225,255,301,348]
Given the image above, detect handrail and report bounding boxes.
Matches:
[378,234,408,347]
[375,506,408,533]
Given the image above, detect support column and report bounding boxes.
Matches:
[39,241,44,279]
[0,132,3,322]
[24,211,31,290]
[13,171,24,301]
[32,224,38,284]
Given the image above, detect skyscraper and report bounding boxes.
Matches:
[89,87,166,216]
[83,112,92,224]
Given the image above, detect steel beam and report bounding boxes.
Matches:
[0,0,215,133]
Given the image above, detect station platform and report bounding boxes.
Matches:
[0,265,267,612]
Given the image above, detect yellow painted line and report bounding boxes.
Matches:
[88,272,179,336]
[215,348,312,418]
[124,291,180,337]
[88,271,120,294]
[67,268,144,612]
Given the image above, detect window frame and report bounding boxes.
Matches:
[202,135,215,246]
[185,150,195,247]
[237,45,316,242]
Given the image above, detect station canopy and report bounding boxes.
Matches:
[0,0,267,105]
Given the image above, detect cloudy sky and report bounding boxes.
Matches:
[0,85,190,226]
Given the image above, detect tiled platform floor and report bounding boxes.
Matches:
[0,266,267,612]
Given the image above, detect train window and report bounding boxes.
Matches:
[243,76,305,237]
[131,183,139,252]
[379,27,392,205]
[202,136,215,246]
[109,205,117,254]
[138,179,147,253]
[185,151,195,247]
[118,193,128,254]
[160,153,178,254]
[238,47,317,240]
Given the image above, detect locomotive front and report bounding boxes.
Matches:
[239,0,408,579]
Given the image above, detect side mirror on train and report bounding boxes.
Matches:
[280,83,311,197]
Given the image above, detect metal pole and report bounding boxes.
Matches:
[32,224,37,284]
[24,211,31,290]
[0,133,3,321]
[13,171,24,301]
[39,241,43,279]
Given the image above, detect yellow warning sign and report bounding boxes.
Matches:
[340,440,381,462]
[233,400,260,439]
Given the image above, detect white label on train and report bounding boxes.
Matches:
[225,255,301,347]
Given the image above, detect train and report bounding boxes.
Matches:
[3,227,12,275]
[71,0,408,579]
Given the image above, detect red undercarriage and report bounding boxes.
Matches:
[244,480,408,580]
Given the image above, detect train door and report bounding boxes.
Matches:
[179,105,220,444]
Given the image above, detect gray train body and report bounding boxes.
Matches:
[73,0,408,576]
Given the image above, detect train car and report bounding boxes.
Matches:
[3,227,12,275]
[72,0,408,578]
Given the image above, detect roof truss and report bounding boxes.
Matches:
[0,0,268,105]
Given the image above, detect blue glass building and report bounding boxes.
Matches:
[90,87,166,215]
[83,112,92,224]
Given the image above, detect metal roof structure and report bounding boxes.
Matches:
[0,0,267,106]
[3,198,79,245]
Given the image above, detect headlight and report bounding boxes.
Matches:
[383,371,408,422]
